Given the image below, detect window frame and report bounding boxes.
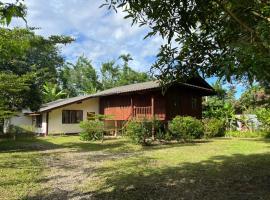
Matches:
[62,110,83,124]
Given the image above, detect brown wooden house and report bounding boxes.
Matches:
[7,77,215,135]
[97,77,215,130]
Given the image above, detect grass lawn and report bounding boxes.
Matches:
[0,136,270,200]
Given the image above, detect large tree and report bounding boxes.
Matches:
[103,1,270,87]
[60,56,101,96]
[0,28,73,111]
[101,54,152,90]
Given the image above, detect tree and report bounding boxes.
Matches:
[0,0,26,25]
[0,28,73,111]
[239,84,270,113]
[203,80,236,125]
[59,56,101,96]
[118,54,152,86]
[42,83,66,103]
[0,72,33,119]
[104,1,270,87]
[100,60,121,90]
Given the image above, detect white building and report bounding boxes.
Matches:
[6,95,99,135]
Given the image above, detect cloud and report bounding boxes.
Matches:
[8,0,164,72]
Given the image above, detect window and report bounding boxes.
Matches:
[62,110,83,124]
[192,97,198,109]
[36,115,42,128]
[87,112,96,120]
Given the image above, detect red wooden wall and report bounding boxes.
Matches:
[99,86,203,122]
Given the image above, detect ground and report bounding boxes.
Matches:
[0,136,270,200]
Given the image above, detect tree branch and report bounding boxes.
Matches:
[216,0,255,34]
[251,11,270,23]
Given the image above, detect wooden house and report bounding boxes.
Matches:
[6,77,215,135]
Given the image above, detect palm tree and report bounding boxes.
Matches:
[42,83,66,103]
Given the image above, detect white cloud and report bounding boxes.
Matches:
[8,0,164,72]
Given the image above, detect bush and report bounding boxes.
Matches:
[256,108,270,131]
[79,120,104,141]
[125,120,151,145]
[225,131,270,138]
[203,118,225,138]
[168,116,204,141]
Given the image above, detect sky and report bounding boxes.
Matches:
[7,0,245,97]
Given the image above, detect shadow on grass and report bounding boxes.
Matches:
[25,152,270,200]
[0,134,215,154]
[0,136,129,153]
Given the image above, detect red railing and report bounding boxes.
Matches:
[133,106,152,119]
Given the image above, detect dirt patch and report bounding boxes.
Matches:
[27,148,138,200]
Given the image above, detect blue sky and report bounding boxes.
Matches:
[8,0,245,97]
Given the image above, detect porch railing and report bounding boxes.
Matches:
[133,106,152,119]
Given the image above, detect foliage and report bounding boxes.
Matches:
[239,85,270,113]
[125,120,151,145]
[256,108,270,131]
[0,72,33,119]
[203,80,236,130]
[42,82,66,103]
[168,116,204,141]
[60,56,101,96]
[104,1,270,87]
[79,120,104,141]
[100,54,152,90]
[203,118,225,138]
[0,0,26,25]
[225,130,270,138]
[0,28,73,111]
[60,54,151,95]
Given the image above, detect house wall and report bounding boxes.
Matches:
[48,97,99,134]
[165,86,202,120]
[100,86,203,123]
[100,91,166,121]
[6,113,33,133]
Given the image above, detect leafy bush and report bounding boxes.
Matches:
[168,116,204,141]
[79,120,104,141]
[225,131,270,138]
[203,118,225,138]
[256,108,270,131]
[125,120,151,145]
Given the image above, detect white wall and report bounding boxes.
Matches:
[9,113,33,128]
[48,97,99,134]
[6,113,34,133]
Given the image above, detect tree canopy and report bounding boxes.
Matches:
[0,28,73,114]
[103,1,270,88]
[0,0,26,25]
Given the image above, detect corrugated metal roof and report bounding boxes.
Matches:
[92,81,160,97]
[35,80,215,113]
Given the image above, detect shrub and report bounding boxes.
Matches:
[203,118,225,138]
[168,116,204,141]
[225,131,270,138]
[125,120,151,145]
[79,120,104,141]
[256,108,270,131]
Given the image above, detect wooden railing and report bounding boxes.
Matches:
[133,106,152,119]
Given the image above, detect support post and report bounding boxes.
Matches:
[114,120,118,136]
[46,112,49,136]
[151,96,155,140]
[131,97,133,118]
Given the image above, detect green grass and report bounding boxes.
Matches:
[225,130,270,138]
[0,136,270,199]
